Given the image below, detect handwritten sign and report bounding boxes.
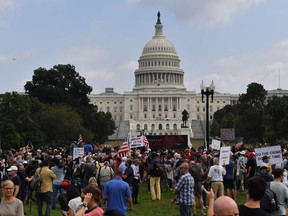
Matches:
[254,145,283,166]
[219,146,231,166]
[211,139,221,150]
[73,147,84,160]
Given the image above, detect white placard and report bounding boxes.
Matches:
[219,146,231,166]
[254,145,283,166]
[73,147,84,160]
[211,139,221,150]
[129,136,144,149]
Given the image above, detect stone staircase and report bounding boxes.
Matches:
[191,120,205,139]
[109,120,130,140]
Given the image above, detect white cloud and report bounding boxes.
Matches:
[129,0,266,25]
[215,56,239,68]
[0,0,16,11]
[274,39,288,57]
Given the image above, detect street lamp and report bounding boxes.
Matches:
[200,80,215,149]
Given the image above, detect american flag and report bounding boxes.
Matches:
[115,141,130,158]
[77,134,83,145]
[142,135,150,149]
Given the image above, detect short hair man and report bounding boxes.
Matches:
[171,163,194,216]
[238,176,273,216]
[205,188,239,216]
[102,168,133,216]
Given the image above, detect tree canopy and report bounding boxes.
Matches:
[211,82,288,145]
[0,64,116,149]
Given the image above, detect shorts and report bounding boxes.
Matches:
[194,181,202,197]
[223,179,234,190]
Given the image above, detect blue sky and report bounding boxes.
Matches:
[1,0,288,94]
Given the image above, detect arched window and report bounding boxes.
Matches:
[144,124,148,130]
[151,124,155,131]
[136,124,140,131]
[173,124,177,130]
[166,124,170,130]
[159,124,162,130]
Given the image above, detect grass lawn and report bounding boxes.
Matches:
[23,182,246,216]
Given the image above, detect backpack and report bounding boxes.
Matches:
[260,183,279,213]
[189,162,202,182]
[153,162,165,177]
[30,168,42,192]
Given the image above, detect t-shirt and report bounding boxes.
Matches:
[238,204,273,216]
[0,198,24,216]
[103,177,131,216]
[84,207,104,216]
[68,196,82,214]
[270,181,288,215]
[208,165,226,181]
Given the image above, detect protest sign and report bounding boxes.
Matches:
[254,145,283,166]
[219,146,231,166]
[73,147,84,159]
[129,136,145,149]
[211,139,221,150]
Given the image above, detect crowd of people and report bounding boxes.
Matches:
[1,141,288,216]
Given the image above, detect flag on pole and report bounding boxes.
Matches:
[77,134,83,145]
[142,135,150,149]
[115,141,130,158]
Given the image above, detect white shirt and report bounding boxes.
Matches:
[208,165,226,182]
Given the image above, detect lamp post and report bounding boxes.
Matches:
[200,80,215,149]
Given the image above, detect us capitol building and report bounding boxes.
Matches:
[89,12,288,142]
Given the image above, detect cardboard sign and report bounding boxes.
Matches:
[219,146,231,166]
[211,139,221,150]
[73,147,84,160]
[129,136,144,149]
[254,145,283,166]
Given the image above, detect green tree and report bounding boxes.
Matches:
[0,92,44,149]
[24,64,116,144]
[36,104,93,145]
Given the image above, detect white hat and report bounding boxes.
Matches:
[122,157,128,161]
[7,165,18,171]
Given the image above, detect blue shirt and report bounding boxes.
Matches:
[175,172,194,206]
[103,177,131,216]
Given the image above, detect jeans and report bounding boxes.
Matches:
[150,176,161,200]
[52,184,63,209]
[179,203,193,216]
[37,191,52,216]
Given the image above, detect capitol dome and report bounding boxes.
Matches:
[134,12,185,91]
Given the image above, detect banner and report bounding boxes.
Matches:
[220,128,235,141]
[129,136,145,149]
[219,146,231,166]
[254,145,283,166]
[211,139,221,150]
[73,147,84,160]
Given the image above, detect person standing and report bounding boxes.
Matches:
[75,185,103,216]
[102,168,133,216]
[37,159,56,216]
[149,152,162,201]
[51,157,65,209]
[270,168,288,216]
[82,156,96,187]
[0,180,24,216]
[17,163,32,202]
[7,165,21,198]
[171,163,194,216]
[97,161,113,189]
[238,176,273,216]
[203,157,226,199]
